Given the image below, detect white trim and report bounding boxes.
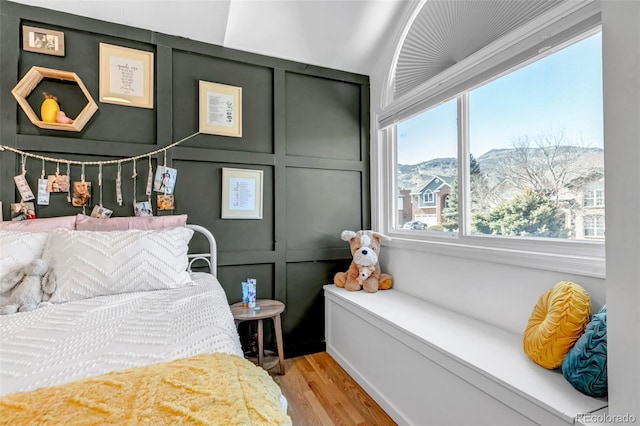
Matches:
[384,237,605,278]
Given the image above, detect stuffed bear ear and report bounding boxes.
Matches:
[42,270,57,295]
[372,231,391,242]
[341,230,357,241]
[0,269,25,293]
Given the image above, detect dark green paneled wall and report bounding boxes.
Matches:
[0,0,370,357]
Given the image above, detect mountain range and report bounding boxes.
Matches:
[397,147,604,191]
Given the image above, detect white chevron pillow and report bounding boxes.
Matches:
[43,227,195,303]
[0,231,50,284]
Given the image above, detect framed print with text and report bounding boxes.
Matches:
[221,168,262,219]
[22,26,65,56]
[99,43,154,109]
[199,80,242,137]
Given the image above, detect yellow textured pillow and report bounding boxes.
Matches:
[523,281,592,369]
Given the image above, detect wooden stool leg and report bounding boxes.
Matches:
[274,314,285,375]
[258,319,264,368]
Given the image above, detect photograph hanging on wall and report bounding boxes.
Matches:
[157,194,174,210]
[99,43,154,109]
[22,25,65,56]
[199,80,242,138]
[153,166,177,194]
[90,205,113,219]
[10,202,36,221]
[71,182,91,207]
[221,167,263,219]
[134,201,153,217]
[47,175,70,193]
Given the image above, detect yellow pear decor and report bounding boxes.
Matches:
[40,92,60,123]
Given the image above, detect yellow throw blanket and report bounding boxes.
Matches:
[0,353,291,426]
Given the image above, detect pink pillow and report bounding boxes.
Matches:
[0,216,76,231]
[74,214,188,231]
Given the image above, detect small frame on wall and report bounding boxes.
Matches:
[221,168,263,219]
[22,26,65,56]
[99,43,154,109]
[199,80,242,138]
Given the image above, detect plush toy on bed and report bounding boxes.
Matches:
[334,230,393,293]
[0,259,56,314]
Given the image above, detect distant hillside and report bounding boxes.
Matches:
[397,147,604,191]
[397,157,457,191]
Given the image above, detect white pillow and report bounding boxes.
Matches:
[43,227,195,303]
[0,231,49,281]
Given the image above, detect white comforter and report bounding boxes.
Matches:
[0,272,243,396]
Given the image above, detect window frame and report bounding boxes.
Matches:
[422,189,434,205]
[584,215,605,238]
[372,6,605,278]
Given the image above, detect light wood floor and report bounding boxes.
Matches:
[271,352,396,426]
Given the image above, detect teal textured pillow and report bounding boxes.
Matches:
[561,305,607,397]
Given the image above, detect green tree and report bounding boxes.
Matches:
[442,178,459,230]
[442,154,481,231]
[471,188,569,238]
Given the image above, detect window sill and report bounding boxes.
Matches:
[384,233,606,278]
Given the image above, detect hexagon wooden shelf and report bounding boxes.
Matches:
[12,66,98,132]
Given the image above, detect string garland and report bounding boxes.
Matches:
[3,132,200,217]
[0,132,199,166]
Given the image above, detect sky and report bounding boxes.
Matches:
[397,32,603,165]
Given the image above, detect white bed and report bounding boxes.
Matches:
[0,272,242,396]
[0,223,289,424]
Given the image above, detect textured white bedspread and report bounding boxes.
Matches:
[0,272,243,396]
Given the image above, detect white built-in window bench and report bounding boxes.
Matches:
[324,285,608,426]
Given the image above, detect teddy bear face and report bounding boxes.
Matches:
[348,233,381,257]
[24,259,49,276]
[345,231,381,267]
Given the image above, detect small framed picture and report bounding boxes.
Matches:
[221,167,263,219]
[199,80,242,138]
[22,26,65,56]
[134,201,153,217]
[153,166,177,194]
[10,202,36,221]
[99,43,154,109]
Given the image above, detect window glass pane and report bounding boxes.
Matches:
[397,99,458,232]
[469,32,603,240]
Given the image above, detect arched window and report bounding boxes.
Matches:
[374,0,604,275]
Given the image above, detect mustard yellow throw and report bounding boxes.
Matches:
[0,353,291,426]
[523,281,592,369]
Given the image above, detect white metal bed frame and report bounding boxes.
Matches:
[185,224,217,276]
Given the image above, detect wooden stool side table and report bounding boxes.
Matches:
[230,299,286,375]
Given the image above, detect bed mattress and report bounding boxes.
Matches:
[0,272,243,396]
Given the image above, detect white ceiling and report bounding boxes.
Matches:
[12,0,411,75]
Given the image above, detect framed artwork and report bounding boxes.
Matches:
[99,43,154,109]
[22,26,65,56]
[199,80,242,137]
[221,168,263,219]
